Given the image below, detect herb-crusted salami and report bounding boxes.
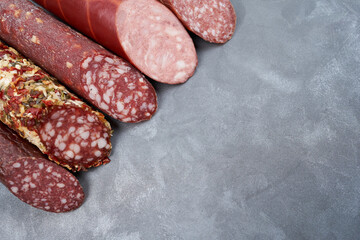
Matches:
[0,123,85,213]
[159,0,237,43]
[0,40,112,171]
[33,0,198,84]
[0,0,157,122]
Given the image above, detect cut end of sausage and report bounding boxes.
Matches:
[116,0,197,84]
[3,157,84,213]
[80,54,158,123]
[161,0,237,44]
[38,105,112,171]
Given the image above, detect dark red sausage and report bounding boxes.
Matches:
[0,40,112,171]
[0,123,85,213]
[34,0,198,84]
[159,0,237,43]
[0,0,157,122]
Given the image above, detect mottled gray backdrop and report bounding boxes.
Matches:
[2,0,360,239]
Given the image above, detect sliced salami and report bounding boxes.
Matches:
[33,0,198,84]
[0,0,157,122]
[0,40,112,171]
[0,123,85,213]
[159,0,237,43]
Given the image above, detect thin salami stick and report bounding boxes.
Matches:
[0,40,112,171]
[159,0,237,43]
[0,123,85,213]
[0,0,157,122]
[33,0,198,84]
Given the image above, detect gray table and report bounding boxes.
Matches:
[2,0,360,239]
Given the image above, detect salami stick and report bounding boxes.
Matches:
[33,0,198,84]
[0,41,112,171]
[0,0,157,122]
[0,123,84,213]
[159,0,237,43]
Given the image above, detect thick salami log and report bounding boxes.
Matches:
[0,40,112,171]
[0,0,157,122]
[0,123,85,213]
[159,0,237,43]
[33,0,198,84]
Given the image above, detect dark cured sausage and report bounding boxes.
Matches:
[0,40,112,171]
[0,0,157,123]
[0,123,85,213]
[159,0,237,43]
[34,0,198,84]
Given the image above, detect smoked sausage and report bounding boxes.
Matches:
[0,40,112,171]
[159,0,237,43]
[0,0,157,122]
[33,0,198,84]
[0,122,85,213]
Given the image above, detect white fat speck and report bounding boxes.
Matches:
[69,127,75,133]
[105,57,115,64]
[31,35,40,44]
[65,151,74,159]
[87,115,95,122]
[38,163,44,169]
[94,151,101,157]
[176,61,186,69]
[131,108,137,115]
[59,142,66,151]
[61,198,67,204]
[117,102,124,112]
[95,55,103,62]
[128,83,136,90]
[30,183,36,188]
[148,103,155,110]
[91,141,97,147]
[44,206,50,210]
[77,118,84,124]
[100,102,109,110]
[165,27,180,37]
[57,183,65,188]
[11,187,18,193]
[49,129,55,137]
[124,95,133,103]
[66,62,73,68]
[21,184,29,192]
[108,80,115,87]
[80,131,90,140]
[56,122,62,128]
[81,142,88,147]
[13,162,21,168]
[32,173,39,179]
[70,144,80,154]
[45,122,52,132]
[23,176,31,182]
[97,138,107,149]
[123,117,132,122]
[174,72,187,81]
[46,167,52,173]
[82,57,93,69]
[75,155,82,160]
[77,193,82,199]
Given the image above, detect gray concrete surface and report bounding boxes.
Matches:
[2,0,360,239]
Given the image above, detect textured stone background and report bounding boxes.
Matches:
[2,0,360,239]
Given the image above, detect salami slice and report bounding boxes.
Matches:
[0,0,157,122]
[159,0,237,43]
[33,0,198,84]
[0,40,112,171]
[0,123,85,213]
